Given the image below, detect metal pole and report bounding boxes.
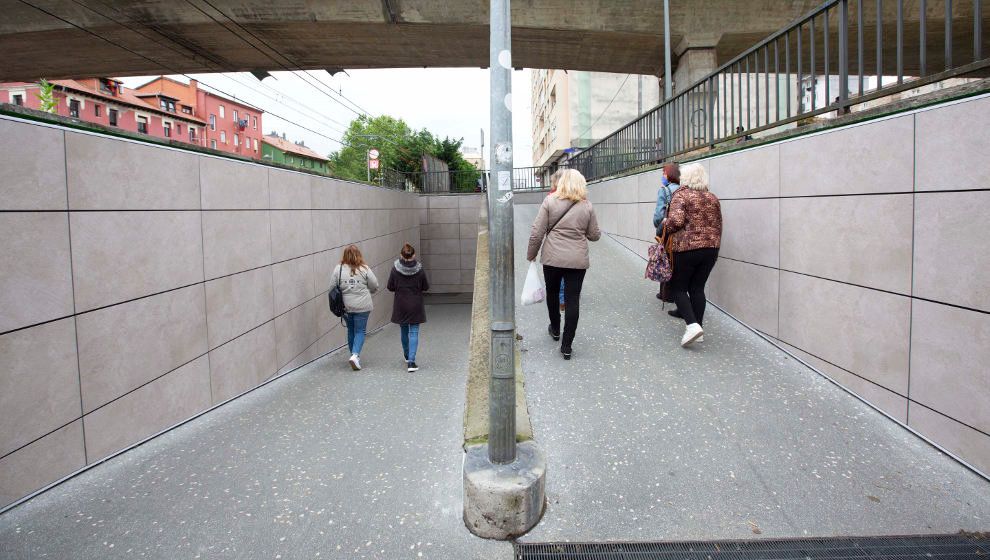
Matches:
[663,0,672,156]
[488,0,516,465]
[366,149,370,182]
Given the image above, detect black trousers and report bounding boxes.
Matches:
[543,265,587,349]
[668,248,719,326]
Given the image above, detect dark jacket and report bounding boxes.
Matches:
[387,258,429,324]
[662,186,722,253]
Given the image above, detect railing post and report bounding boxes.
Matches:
[839,0,849,110]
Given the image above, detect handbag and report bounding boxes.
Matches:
[328,265,346,317]
[644,224,673,283]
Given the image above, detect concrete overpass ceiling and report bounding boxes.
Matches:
[3,0,978,82]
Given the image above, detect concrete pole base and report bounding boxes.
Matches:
[463,441,546,539]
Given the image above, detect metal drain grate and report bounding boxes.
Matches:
[514,534,990,559]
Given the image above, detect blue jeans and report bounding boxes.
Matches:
[400,324,420,362]
[559,278,565,304]
[345,311,371,355]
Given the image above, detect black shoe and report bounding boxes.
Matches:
[548,324,560,341]
[656,292,663,299]
[407,361,419,372]
[667,309,682,318]
[561,346,572,360]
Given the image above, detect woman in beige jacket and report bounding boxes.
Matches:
[527,169,601,359]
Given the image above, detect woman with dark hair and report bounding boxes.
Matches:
[387,242,429,372]
[653,163,680,301]
[661,163,722,347]
[332,245,379,370]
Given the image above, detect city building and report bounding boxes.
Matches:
[0,78,207,145]
[261,132,330,173]
[531,69,661,167]
[460,147,484,170]
[133,77,263,158]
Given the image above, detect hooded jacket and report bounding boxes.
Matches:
[387,258,429,324]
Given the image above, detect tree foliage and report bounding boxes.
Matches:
[328,114,480,191]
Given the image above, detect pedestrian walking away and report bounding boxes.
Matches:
[547,169,567,312]
[332,245,379,370]
[527,168,601,360]
[660,163,722,347]
[387,242,429,372]
[652,163,680,304]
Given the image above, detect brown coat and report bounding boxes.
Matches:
[663,186,722,252]
[527,196,601,269]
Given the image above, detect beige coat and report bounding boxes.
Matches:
[527,196,601,269]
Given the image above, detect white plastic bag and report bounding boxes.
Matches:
[520,262,545,306]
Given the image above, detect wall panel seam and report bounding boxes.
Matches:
[64,128,87,464]
[199,156,214,406]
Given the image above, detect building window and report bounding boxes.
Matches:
[137,116,148,133]
[253,138,258,152]
[69,99,80,118]
[219,105,224,118]
[233,109,238,122]
[160,99,168,111]
[220,130,226,143]
[94,104,101,117]
[190,127,197,142]
[163,123,171,137]
[209,114,216,130]
[181,105,192,114]
[252,116,257,129]
[168,101,175,112]
[12,94,23,105]
[109,109,118,126]
[210,139,217,149]
[233,134,239,147]
[175,123,181,135]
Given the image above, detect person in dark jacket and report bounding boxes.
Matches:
[387,243,429,372]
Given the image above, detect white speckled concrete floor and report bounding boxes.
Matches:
[0,303,511,559]
[512,202,990,543]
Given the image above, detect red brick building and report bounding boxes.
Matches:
[0,78,208,146]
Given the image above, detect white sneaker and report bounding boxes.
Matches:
[697,335,704,343]
[349,354,361,370]
[681,323,704,347]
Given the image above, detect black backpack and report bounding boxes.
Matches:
[328,266,346,317]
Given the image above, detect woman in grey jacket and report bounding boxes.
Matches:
[527,169,601,359]
[331,245,379,370]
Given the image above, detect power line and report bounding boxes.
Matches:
[576,74,632,141]
[15,0,354,149]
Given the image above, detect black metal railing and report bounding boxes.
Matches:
[378,168,484,193]
[568,0,988,182]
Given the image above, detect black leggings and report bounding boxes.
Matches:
[543,265,587,349]
[668,248,719,326]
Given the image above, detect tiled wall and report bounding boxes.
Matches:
[0,116,421,508]
[418,194,482,293]
[588,93,990,475]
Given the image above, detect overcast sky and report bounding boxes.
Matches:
[121,68,533,167]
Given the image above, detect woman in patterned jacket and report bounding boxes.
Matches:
[661,163,722,347]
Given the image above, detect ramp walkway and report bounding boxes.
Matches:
[0,206,988,559]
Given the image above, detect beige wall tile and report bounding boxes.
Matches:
[66,133,199,210]
[0,212,73,332]
[427,269,461,285]
[70,211,204,312]
[77,285,208,413]
[312,178,352,209]
[204,266,274,349]
[707,258,779,337]
[202,210,271,280]
[909,300,990,434]
[461,238,479,256]
[312,210,342,252]
[209,322,276,404]
[418,208,429,225]
[83,356,211,461]
[426,239,460,255]
[915,96,990,191]
[426,253,460,270]
[0,421,84,509]
[460,223,479,238]
[268,169,312,209]
[0,120,66,210]
[596,203,618,234]
[778,272,911,394]
[772,337,907,423]
[719,198,779,268]
[429,207,459,224]
[908,404,990,476]
[200,157,268,209]
[272,255,316,316]
[780,115,914,196]
[637,202,656,242]
[636,170,664,202]
[274,297,318,369]
[616,203,638,239]
[458,195,483,209]
[611,175,638,203]
[427,196,459,209]
[459,205,481,223]
[426,223,460,240]
[270,210,314,263]
[708,144,779,199]
[914,191,990,312]
[0,318,80,457]
[780,195,912,294]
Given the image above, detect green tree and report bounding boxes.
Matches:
[329,114,480,191]
[33,79,59,114]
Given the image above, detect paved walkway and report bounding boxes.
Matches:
[0,303,511,559]
[511,202,990,542]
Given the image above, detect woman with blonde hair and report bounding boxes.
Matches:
[527,168,601,360]
[331,245,379,370]
[661,163,722,347]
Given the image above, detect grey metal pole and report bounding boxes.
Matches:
[366,149,370,182]
[488,0,516,465]
[663,0,672,157]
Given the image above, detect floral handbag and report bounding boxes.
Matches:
[644,225,673,283]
